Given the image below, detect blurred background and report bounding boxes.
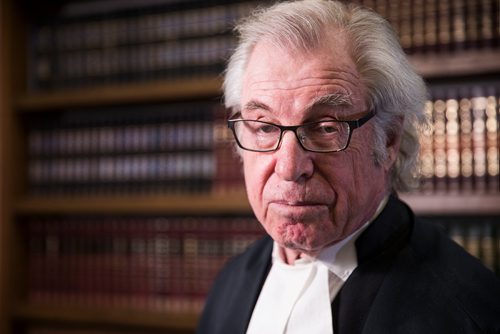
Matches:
[0,0,499,333]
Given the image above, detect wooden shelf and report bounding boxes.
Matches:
[12,303,198,332]
[400,193,500,215]
[409,49,500,78]
[15,192,499,216]
[15,77,223,111]
[14,192,251,215]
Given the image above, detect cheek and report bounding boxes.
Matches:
[321,150,381,218]
[327,151,387,226]
[242,153,273,218]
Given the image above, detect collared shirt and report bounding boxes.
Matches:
[246,196,389,334]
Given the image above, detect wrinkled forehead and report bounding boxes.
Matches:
[242,27,357,86]
[239,35,366,115]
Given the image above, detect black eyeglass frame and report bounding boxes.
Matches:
[227,109,376,153]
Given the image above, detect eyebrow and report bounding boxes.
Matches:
[305,92,353,110]
[240,92,353,116]
[242,100,271,112]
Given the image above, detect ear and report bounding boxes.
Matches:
[383,116,404,172]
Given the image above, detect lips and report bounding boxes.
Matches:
[268,200,328,219]
[270,200,325,206]
[263,185,334,215]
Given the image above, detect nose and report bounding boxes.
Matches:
[274,131,314,181]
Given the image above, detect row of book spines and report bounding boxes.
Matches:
[358,0,500,52]
[23,216,264,251]
[27,231,264,255]
[28,253,239,298]
[28,0,500,91]
[34,0,499,54]
[29,1,259,91]
[441,220,500,273]
[29,120,217,157]
[28,103,220,157]
[417,89,499,193]
[24,216,263,313]
[29,152,215,183]
[27,146,244,196]
[29,181,246,197]
[31,36,234,91]
[32,1,259,52]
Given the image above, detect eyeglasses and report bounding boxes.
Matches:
[227,109,375,153]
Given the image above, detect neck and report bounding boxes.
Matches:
[281,247,301,265]
[280,246,316,265]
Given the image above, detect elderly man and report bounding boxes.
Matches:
[197,1,500,333]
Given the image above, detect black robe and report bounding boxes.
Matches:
[197,195,500,334]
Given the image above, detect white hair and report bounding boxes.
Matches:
[224,0,428,192]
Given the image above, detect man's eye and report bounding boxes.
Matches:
[314,123,339,134]
[256,124,279,134]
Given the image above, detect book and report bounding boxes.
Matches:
[24,215,265,312]
[28,1,260,91]
[430,216,500,275]
[26,102,229,196]
[355,0,499,54]
[414,82,500,194]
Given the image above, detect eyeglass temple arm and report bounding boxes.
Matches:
[351,109,375,129]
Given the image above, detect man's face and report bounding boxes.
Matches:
[239,32,398,255]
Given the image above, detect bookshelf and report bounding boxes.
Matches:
[1,0,499,333]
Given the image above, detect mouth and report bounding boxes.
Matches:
[268,200,328,218]
[271,200,324,206]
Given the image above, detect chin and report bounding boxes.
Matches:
[274,218,332,246]
[276,231,321,253]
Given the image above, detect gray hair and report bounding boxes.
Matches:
[224,0,428,192]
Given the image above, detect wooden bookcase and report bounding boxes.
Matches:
[1,0,499,333]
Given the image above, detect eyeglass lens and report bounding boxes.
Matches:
[232,120,351,152]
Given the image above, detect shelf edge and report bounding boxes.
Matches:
[15,77,223,111]
[15,193,500,216]
[409,49,500,78]
[399,193,500,215]
[14,193,252,215]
